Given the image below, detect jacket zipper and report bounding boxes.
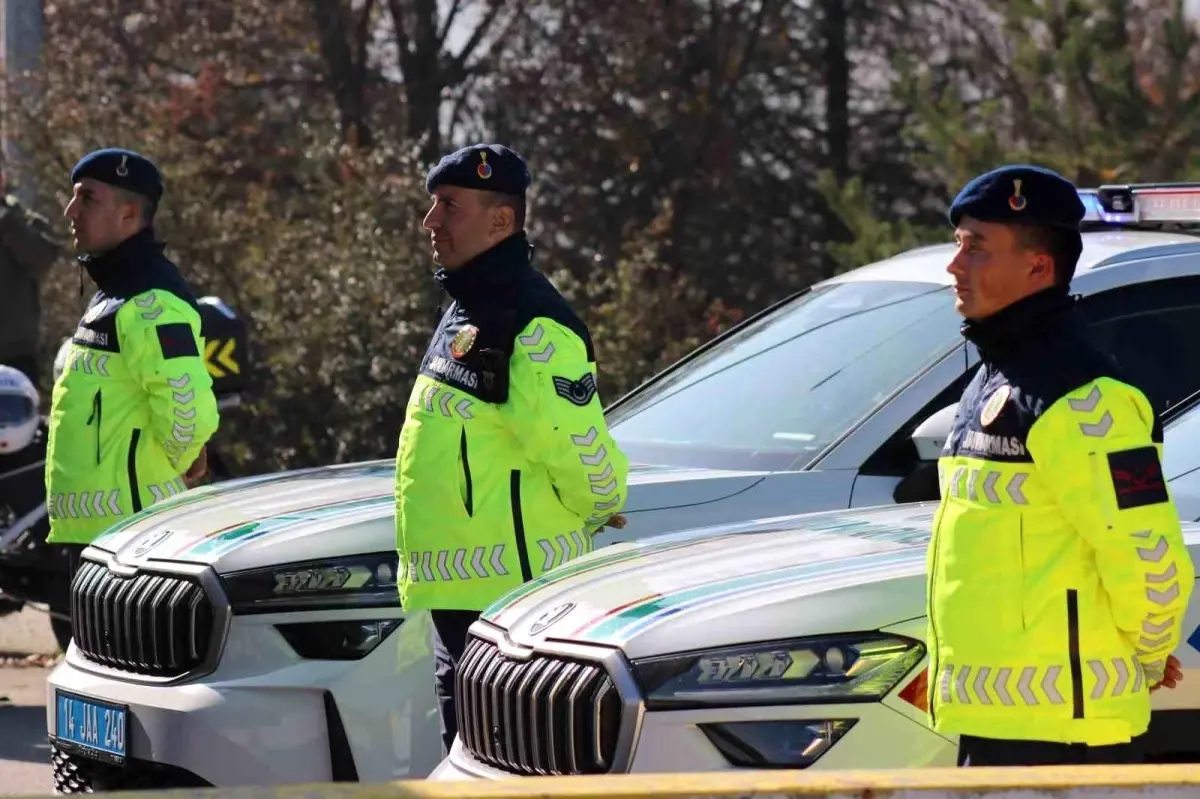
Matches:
[85,390,103,464]
[459,427,473,516]
[509,469,533,581]
[1067,588,1084,719]
[127,429,143,513]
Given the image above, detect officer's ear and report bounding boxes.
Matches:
[1029,251,1055,282]
[488,201,515,237]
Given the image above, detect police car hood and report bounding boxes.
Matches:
[85,459,765,574]
[479,503,938,660]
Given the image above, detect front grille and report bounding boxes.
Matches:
[51,741,212,792]
[456,636,623,775]
[71,560,215,678]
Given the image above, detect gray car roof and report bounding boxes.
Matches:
[820,230,1200,290]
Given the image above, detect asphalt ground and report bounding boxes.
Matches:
[0,606,61,796]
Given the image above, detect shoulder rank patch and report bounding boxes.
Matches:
[552,372,598,407]
[1107,446,1169,510]
[156,322,199,360]
[980,385,1010,427]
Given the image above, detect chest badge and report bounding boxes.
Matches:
[980,385,1011,427]
[450,325,478,359]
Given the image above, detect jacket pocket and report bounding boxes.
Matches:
[1066,589,1084,719]
[85,389,103,465]
[127,428,143,513]
[459,427,474,517]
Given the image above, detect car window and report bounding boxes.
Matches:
[1164,394,1200,480]
[607,280,963,471]
[1078,276,1200,416]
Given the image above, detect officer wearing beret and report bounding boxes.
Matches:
[926,165,1192,766]
[45,149,219,577]
[394,143,629,753]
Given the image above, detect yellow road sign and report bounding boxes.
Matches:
[204,338,240,378]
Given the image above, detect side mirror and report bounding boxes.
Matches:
[911,403,958,461]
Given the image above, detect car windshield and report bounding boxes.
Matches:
[607,280,963,472]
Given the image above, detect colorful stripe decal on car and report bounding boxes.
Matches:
[92,467,395,547]
[158,495,393,559]
[483,531,758,622]
[573,548,924,644]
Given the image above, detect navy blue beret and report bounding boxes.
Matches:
[425,144,531,197]
[948,164,1084,231]
[70,148,163,204]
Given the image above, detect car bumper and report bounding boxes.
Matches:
[45,608,442,790]
[429,698,957,780]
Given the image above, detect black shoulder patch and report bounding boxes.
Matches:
[156,322,199,360]
[552,372,598,406]
[1108,446,1169,510]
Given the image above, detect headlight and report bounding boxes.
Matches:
[220,552,399,614]
[632,633,924,709]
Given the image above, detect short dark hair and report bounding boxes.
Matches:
[484,191,526,232]
[114,186,156,225]
[1013,224,1082,287]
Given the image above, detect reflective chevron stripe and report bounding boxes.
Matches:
[938,662,1067,707]
[1131,528,1184,668]
[568,426,622,519]
[418,384,474,420]
[1087,657,1145,699]
[48,490,124,519]
[1065,385,1113,437]
[148,478,187,504]
[517,324,556,362]
[537,531,592,571]
[948,467,1028,505]
[940,657,1154,707]
[69,349,112,377]
[134,291,163,321]
[405,544,510,582]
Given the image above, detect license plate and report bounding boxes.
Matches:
[54,690,128,764]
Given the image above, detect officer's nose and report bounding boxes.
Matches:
[423,205,441,231]
[947,251,966,278]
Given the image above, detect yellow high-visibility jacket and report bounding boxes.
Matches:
[46,230,219,544]
[395,233,629,611]
[927,289,1193,746]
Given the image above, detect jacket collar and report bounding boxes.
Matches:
[435,232,532,303]
[78,228,164,294]
[960,287,1078,364]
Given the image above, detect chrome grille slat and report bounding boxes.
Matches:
[69,561,214,678]
[457,636,622,776]
[499,661,523,768]
[591,679,614,769]
[565,665,597,773]
[456,639,487,755]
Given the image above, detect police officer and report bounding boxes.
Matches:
[395,143,630,754]
[927,164,1194,767]
[46,148,219,577]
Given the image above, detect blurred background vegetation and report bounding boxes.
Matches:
[7,0,1200,475]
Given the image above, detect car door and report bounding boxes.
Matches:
[847,273,1200,508]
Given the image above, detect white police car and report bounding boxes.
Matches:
[46,183,1200,789]
[429,387,1200,779]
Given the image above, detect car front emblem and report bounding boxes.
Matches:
[529,602,576,635]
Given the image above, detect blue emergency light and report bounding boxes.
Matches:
[1079,183,1200,226]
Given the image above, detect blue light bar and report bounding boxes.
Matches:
[1079,184,1200,225]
